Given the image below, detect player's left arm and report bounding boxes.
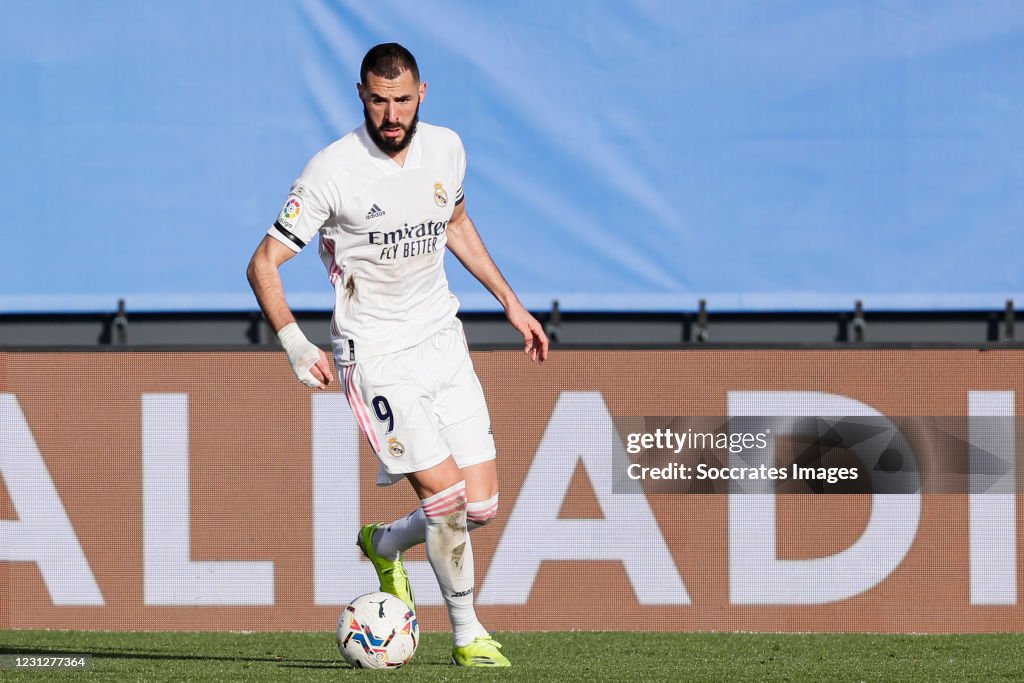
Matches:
[446,201,548,363]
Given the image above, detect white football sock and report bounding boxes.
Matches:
[375,494,499,559]
[466,494,499,529]
[420,481,487,647]
[373,508,424,560]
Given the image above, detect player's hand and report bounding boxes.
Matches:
[506,304,548,363]
[306,349,334,389]
[278,323,333,389]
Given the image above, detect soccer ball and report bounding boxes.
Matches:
[336,591,419,669]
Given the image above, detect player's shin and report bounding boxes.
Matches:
[420,481,487,647]
[374,508,425,558]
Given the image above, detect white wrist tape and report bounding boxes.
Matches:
[278,322,323,388]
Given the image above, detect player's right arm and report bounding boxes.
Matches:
[246,236,332,389]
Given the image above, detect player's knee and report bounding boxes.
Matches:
[466,493,499,528]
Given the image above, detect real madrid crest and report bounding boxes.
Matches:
[433,182,448,207]
[387,437,406,457]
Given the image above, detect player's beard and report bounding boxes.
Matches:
[365,103,420,155]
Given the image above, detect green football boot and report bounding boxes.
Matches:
[451,634,511,667]
[356,523,415,610]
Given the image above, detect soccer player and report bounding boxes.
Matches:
[246,43,548,668]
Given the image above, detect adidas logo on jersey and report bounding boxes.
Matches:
[365,204,386,219]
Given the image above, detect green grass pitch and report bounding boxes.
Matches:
[2,630,1024,681]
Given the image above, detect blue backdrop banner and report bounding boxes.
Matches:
[3,1,1023,312]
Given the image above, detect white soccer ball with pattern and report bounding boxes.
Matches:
[336,591,419,669]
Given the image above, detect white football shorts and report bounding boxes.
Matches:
[341,319,496,486]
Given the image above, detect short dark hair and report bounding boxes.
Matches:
[360,43,420,84]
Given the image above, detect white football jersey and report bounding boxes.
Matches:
[267,122,466,365]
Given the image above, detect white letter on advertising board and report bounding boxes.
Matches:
[968,391,1016,605]
[727,391,920,604]
[479,391,690,605]
[142,393,274,605]
[312,393,443,605]
[0,394,105,605]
